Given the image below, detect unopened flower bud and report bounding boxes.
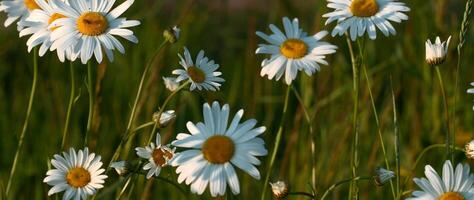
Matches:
[152,110,176,127]
[425,36,451,67]
[270,181,289,199]
[163,26,180,44]
[374,167,395,186]
[111,161,130,176]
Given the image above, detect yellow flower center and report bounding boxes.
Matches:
[280,39,308,59]
[202,135,235,164]
[350,0,379,17]
[151,148,174,167]
[24,0,40,11]
[48,13,66,31]
[66,167,91,188]
[439,192,465,200]
[77,12,109,36]
[186,66,206,83]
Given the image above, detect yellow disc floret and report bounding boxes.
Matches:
[77,12,109,36]
[151,148,174,167]
[66,167,91,188]
[439,192,465,200]
[350,0,379,17]
[187,66,206,83]
[280,39,308,59]
[202,135,235,164]
[48,13,66,31]
[24,0,40,10]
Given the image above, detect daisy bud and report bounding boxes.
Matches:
[163,26,180,44]
[465,140,474,159]
[269,181,289,199]
[425,36,451,67]
[374,167,395,186]
[110,161,130,176]
[152,110,176,127]
[162,77,180,92]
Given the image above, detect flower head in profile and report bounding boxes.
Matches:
[465,140,474,160]
[0,0,38,31]
[170,101,268,197]
[270,181,289,199]
[152,110,176,127]
[43,147,108,200]
[256,17,337,85]
[135,132,175,179]
[407,160,474,200]
[162,76,180,92]
[374,167,395,186]
[323,0,410,41]
[110,161,130,176]
[163,25,180,44]
[426,36,451,66]
[172,47,224,91]
[49,0,140,64]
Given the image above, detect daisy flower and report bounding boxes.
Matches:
[255,17,337,85]
[0,0,38,31]
[170,101,268,197]
[465,140,474,160]
[18,0,73,61]
[407,160,474,200]
[426,36,451,67]
[43,147,108,200]
[49,0,140,64]
[162,76,180,92]
[323,0,410,41]
[467,83,474,111]
[172,47,224,91]
[135,132,175,179]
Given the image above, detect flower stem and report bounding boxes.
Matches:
[6,48,38,196]
[261,85,291,200]
[85,61,94,146]
[288,192,315,199]
[61,62,75,150]
[320,176,372,200]
[435,66,451,161]
[389,76,401,198]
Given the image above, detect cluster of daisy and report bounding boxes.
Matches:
[1,0,140,64]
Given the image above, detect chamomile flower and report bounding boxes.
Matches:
[162,76,180,92]
[256,17,337,85]
[170,101,268,197]
[407,160,474,200]
[0,0,37,31]
[18,0,73,61]
[172,47,224,91]
[135,132,175,179]
[323,0,410,41]
[50,0,140,64]
[426,36,451,67]
[465,140,474,160]
[43,147,108,200]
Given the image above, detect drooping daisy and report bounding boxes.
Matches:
[0,0,38,31]
[255,17,337,85]
[170,101,268,197]
[323,0,410,41]
[426,36,451,67]
[407,160,474,200]
[162,76,180,92]
[43,147,108,200]
[172,47,224,91]
[18,0,73,61]
[135,132,175,179]
[49,0,140,64]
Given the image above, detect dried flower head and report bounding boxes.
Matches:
[270,181,289,199]
[163,25,180,44]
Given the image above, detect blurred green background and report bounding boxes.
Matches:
[1,0,474,199]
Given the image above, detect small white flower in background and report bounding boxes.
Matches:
[172,47,224,91]
[426,36,451,67]
[407,160,474,200]
[110,161,130,176]
[162,76,180,92]
[170,101,268,197]
[270,181,289,199]
[323,0,410,41]
[49,0,140,64]
[466,83,474,111]
[18,0,74,61]
[163,25,180,44]
[152,110,176,127]
[135,132,175,179]
[43,147,108,200]
[256,17,337,85]
[374,167,395,186]
[465,140,474,159]
[0,0,37,31]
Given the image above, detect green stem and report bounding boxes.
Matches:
[290,85,316,194]
[390,76,401,198]
[131,121,155,134]
[261,85,291,200]
[320,176,372,200]
[435,66,451,161]
[363,66,396,199]
[288,192,315,199]
[61,62,75,150]
[85,61,93,146]
[6,48,38,196]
